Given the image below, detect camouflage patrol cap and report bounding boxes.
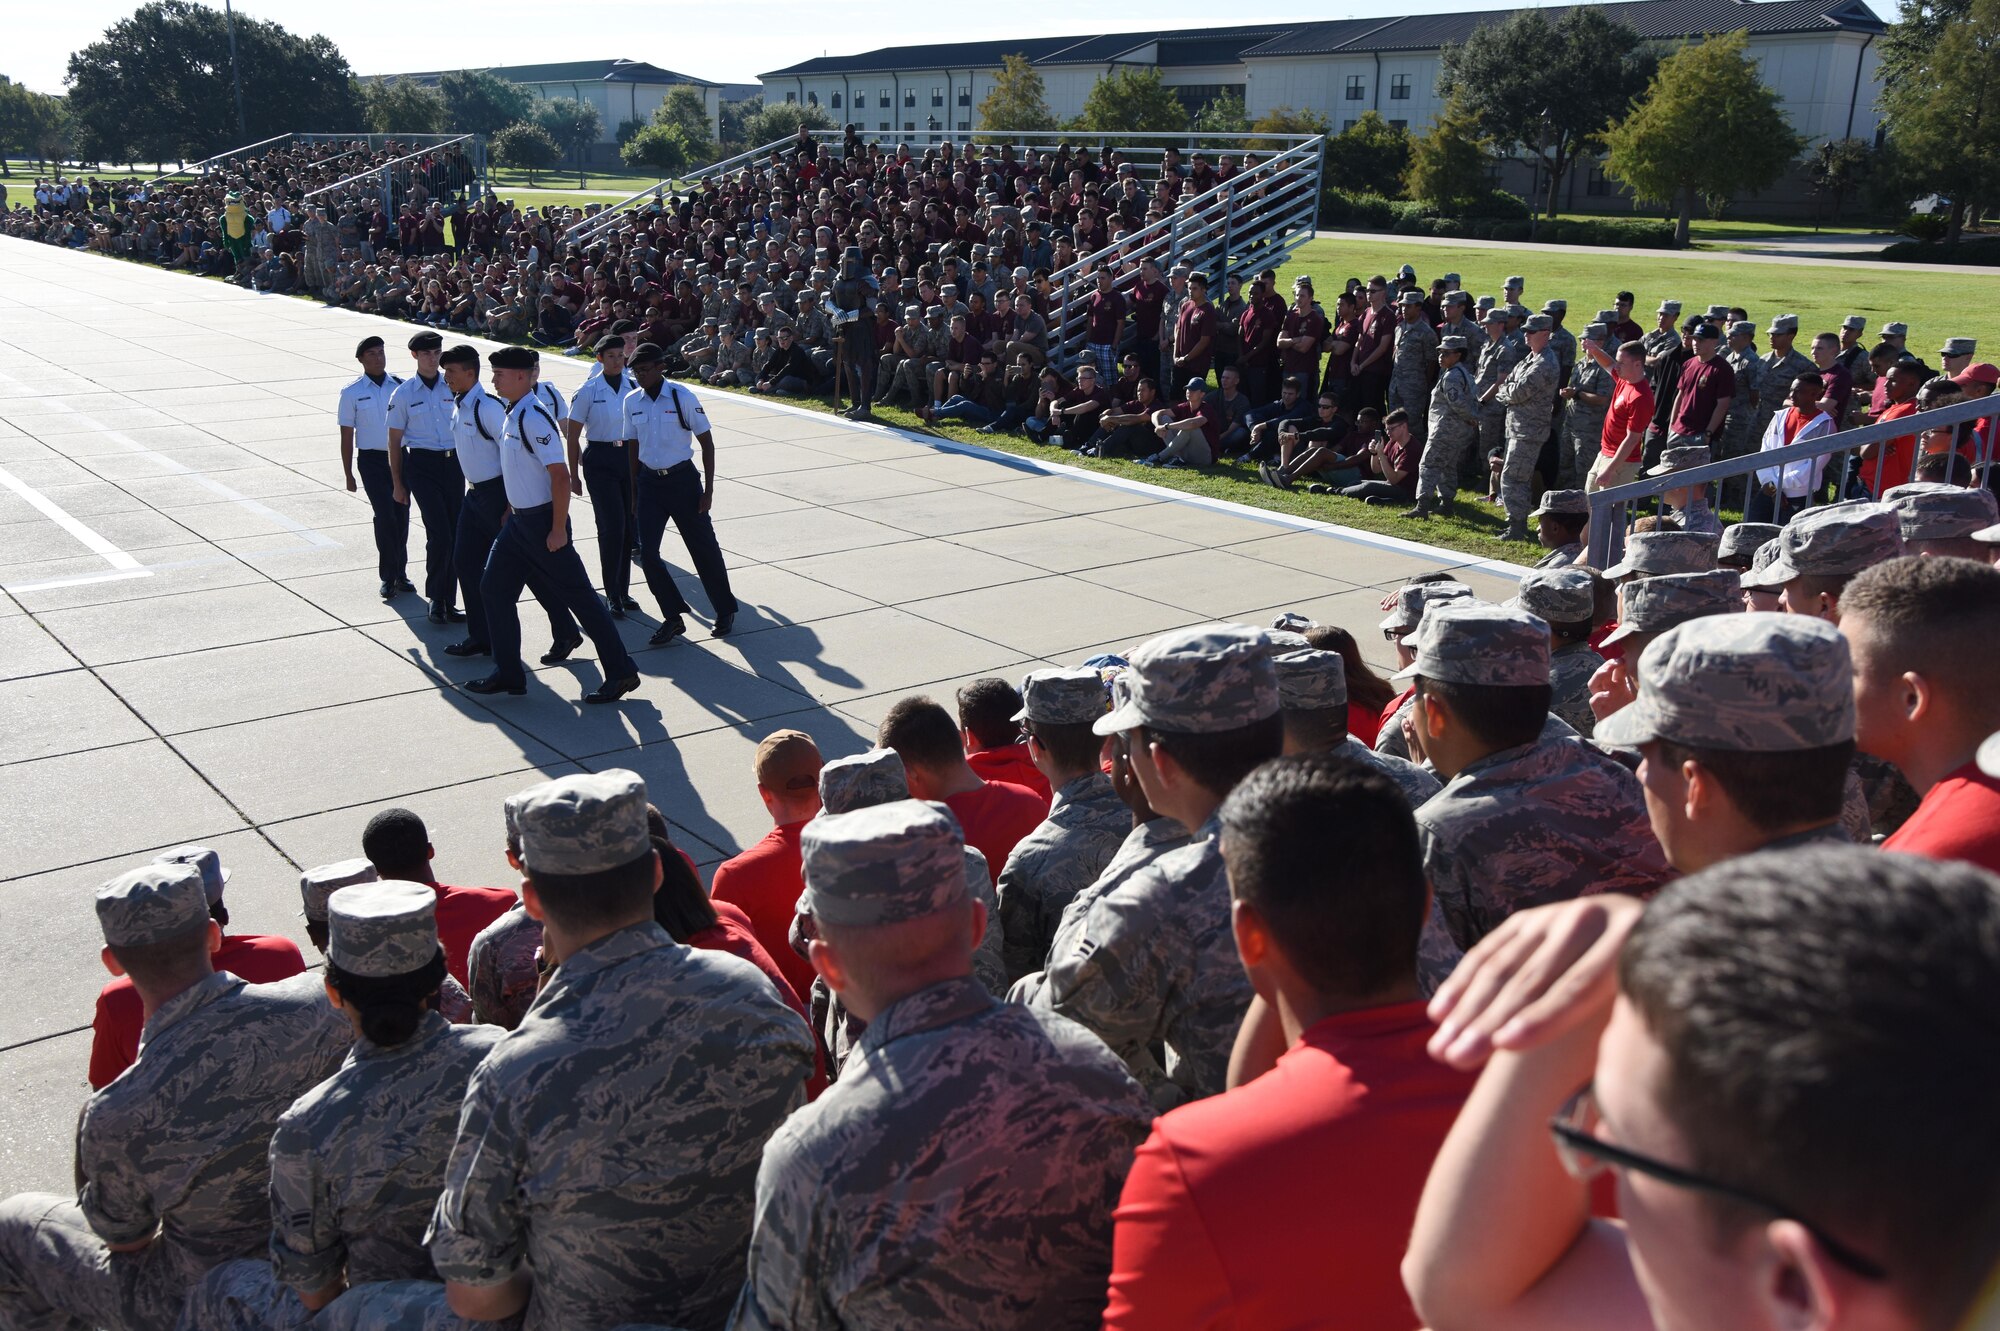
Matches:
[1270,611,1314,633]
[1760,501,1905,583]
[1380,579,1475,633]
[1543,299,1567,314]
[1013,667,1110,726]
[98,862,210,947]
[1523,312,1550,332]
[1391,604,1551,687]
[1440,335,1470,352]
[1842,314,1867,332]
[1658,300,1682,316]
[1509,567,1594,623]
[1646,444,1711,477]
[1882,481,2000,541]
[1585,322,1609,340]
[1531,488,1590,520]
[300,858,378,922]
[1602,530,1721,580]
[798,799,967,927]
[515,770,652,876]
[1595,308,1620,324]
[1482,308,1508,325]
[1595,612,1853,752]
[1093,623,1282,736]
[1738,536,1789,591]
[1444,289,1471,307]
[1602,569,1743,645]
[1718,521,1782,562]
[1727,320,1754,339]
[1397,289,1423,305]
[1769,313,1800,334]
[154,844,228,905]
[1268,628,1311,650]
[326,880,440,979]
[1975,521,2000,546]
[1942,337,1978,358]
[818,749,908,814]
[1275,648,1347,711]
[1705,304,1730,320]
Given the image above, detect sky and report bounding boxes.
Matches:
[13,0,1897,95]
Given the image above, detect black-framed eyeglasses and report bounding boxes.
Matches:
[1382,626,1406,643]
[1550,1086,1886,1281]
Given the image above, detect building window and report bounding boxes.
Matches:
[958,87,971,106]
[1586,166,1611,197]
[932,86,944,107]
[904,121,915,132]
[1345,75,1365,100]
[1342,119,1357,132]
[784,91,796,103]
[806,91,818,106]
[1390,74,1410,100]
[832,92,843,108]
[903,90,914,107]
[957,120,970,131]
[881,122,891,132]
[1389,119,1407,130]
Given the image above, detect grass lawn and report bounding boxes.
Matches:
[1278,236,2000,354]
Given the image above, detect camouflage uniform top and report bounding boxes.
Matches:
[1417,735,1673,952]
[1013,815,1193,1010]
[1549,640,1608,738]
[466,902,542,1030]
[1333,735,1442,809]
[792,307,834,348]
[1756,347,1816,431]
[1428,362,1479,432]
[711,339,755,377]
[1674,499,1726,537]
[1394,318,1439,378]
[730,976,1153,1331]
[1534,542,1584,569]
[996,772,1133,985]
[1567,355,1613,433]
[1474,335,1521,403]
[1028,815,1253,1106]
[1723,344,1763,419]
[77,971,352,1322]
[1497,345,1561,432]
[1549,324,1579,385]
[1375,692,1417,761]
[269,1011,505,1295]
[428,921,815,1331]
[963,844,1008,998]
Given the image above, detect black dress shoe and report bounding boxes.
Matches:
[609,605,627,620]
[394,578,417,594]
[463,675,526,696]
[379,580,398,600]
[444,638,491,657]
[584,674,642,704]
[427,601,447,625]
[619,596,643,612]
[540,635,584,665]
[446,606,466,622]
[649,616,687,646]
[710,611,735,637]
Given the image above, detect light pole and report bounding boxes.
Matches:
[223,0,247,140]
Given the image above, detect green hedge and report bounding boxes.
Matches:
[1879,234,2000,264]
[1320,187,1676,248]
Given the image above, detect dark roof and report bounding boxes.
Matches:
[763,2,1883,77]
[373,59,718,87]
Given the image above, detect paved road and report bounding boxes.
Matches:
[0,238,1522,1195]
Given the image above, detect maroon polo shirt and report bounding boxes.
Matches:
[1280,305,1329,377]
[1086,289,1128,344]
[1130,279,1167,342]
[1669,354,1736,438]
[1175,302,1217,378]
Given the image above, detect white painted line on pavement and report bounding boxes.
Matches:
[0,459,154,592]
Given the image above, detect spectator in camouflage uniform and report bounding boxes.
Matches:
[186,881,506,1331]
[996,669,1131,985]
[702,327,756,387]
[1755,314,1816,447]
[1407,335,1479,519]
[1494,315,1562,542]
[1883,481,2000,559]
[1644,445,1726,536]
[1559,321,1615,489]
[1025,625,1283,1106]
[1273,646,1440,808]
[1717,521,1782,571]
[1437,290,1484,352]
[1530,489,1589,569]
[1641,299,1684,364]
[1510,568,1605,738]
[1473,309,1518,474]
[729,801,1155,1331]
[466,791,542,1029]
[1389,290,1438,444]
[1602,529,1722,584]
[1375,581,1478,762]
[1394,605,1671,987]
[1597,613,1856,874]
[1719,320,1764,460]
[791,291,833,352]
[302,205,340,298]
[0,864,352,1331]
[390,771,814,1331]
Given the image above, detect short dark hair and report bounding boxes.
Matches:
[529,848,659,932]
[1542,510,1586,543]
[1220,756,1425,997]
[1279,706,1346,752]
[953,678,1024,751]
[326,949,448,1047]
[883,694,972,768]
[1384,407,1410,427]
[649,834,717,942]
[1416,677,1550,751]
[1027,718,1101,774]
[362,807,431,882]
[1654,738,1854,830]
[1841,555,2000,708]
[108,921,212,989]
[1139,713,1284,800]
[1621,846,2000,1323]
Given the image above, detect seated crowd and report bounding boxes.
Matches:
[5,484,2000,1329]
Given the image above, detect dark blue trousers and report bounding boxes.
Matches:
[581,441,635,604]
[456,480,578,653]
[479,503,637,689]
[402,447,464,606]
[636,461,737,620]
[355,450,408,584]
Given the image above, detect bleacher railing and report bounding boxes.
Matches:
[138,132,299,189]
[559,135,804,252]
[300,133,485,219]
[1045,133,1325,369]
[825,127,1311,183]
[1585,395,2000,568]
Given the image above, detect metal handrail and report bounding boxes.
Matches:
[138,132,297,189]
[814,128,1317,182]
[1585,394,2000,567]
[559,134,804,248]
[301,133,480,204]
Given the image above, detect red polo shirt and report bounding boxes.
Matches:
[1862,400,1920,493]
[709,820,818,1003]
[89,932,307,1088]
[942,780,1048,885]
[966,742,1053,806]
[1882,761,2000,876]
[430,882,519,987]
[1103,1002,1474,1331]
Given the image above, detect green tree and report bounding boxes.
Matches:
[1404,100,1491,211]
[490,121,558,185]
[1602,30,1803,247]
[1192,91,1249,149]
[438,69,533,136]
[977,54,1057,142]
[366,78,447,135]
[1438,7,1654,218]
[1074,67,1188,140]
[1247,105,1330,152]
[0,79,72,175]
[1879,0,2000,242]
[740,100,831,148]
[720,96,762,153]
[65,1,363,162]
[621,123,698,176]
[532,96,603,185]
[1323,112,1411,195]
[651,86,715,159]
[1880,0,1971,93]
[1804,136,1876,224]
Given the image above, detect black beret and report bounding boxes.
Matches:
[630,343,666,365]
[406,330,443,351]
[354,336,384,359]
[488,346,536,370]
